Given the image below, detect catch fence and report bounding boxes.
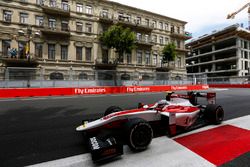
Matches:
[0,67,206,88]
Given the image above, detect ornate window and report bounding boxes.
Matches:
[50,72,64,80]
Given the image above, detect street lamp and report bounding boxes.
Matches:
[26,26,32,61]
[26,26,32,87]
[190,61,196,84]
[190,61,195,73]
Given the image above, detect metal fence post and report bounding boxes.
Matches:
[193,73,196,85]
[40,66,44,88]
[169,72,172,85]
[153,72,156,85]
[116,70,121,86]
[95,70,99,86]
[4,67,9,88]
[69,66,73,87]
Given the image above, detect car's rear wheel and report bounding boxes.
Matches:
[124,118,153,151]
[204,104,224,124]
[104,106,122,116]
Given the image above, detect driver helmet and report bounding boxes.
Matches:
[157,100,168,109]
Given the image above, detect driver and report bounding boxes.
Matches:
[156,100,168,110]
[166,91,174,101]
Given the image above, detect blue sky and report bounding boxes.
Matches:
[111,0,249,39]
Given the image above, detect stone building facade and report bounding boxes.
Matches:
[0,0,190,80]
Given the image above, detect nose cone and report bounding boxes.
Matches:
[76,125,84,131]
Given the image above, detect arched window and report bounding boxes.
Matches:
[156,73,168,80]
[142,74,151,80]
[175,75,181,80]
[79,73,88,80]
[98,72,113,80]
[50,72,64,80]
[121,73,130,80]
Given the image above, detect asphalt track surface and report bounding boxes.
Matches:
[0,89,250,167]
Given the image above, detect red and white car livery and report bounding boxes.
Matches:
[76,91,224,163]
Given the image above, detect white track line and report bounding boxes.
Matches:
[226,115,250,130]
[28,138,214,167]
[173,115,250,139]
[209,88,229,91]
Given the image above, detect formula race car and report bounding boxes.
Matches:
[76,91,224,163]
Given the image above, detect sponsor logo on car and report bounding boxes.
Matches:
[101,148,117,157]
[90,137,100,150]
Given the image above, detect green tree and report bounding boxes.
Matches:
[100,24,136,63]
[162,42,177,67]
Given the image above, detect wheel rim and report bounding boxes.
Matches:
[131,124,152,148]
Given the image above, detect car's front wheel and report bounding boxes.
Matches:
[124,118,153,151]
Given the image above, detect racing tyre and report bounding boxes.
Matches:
[204,104,224,124]
[104,106,122,116]
[124,118,153,152]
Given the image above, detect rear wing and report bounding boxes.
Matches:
[166,91,216,105]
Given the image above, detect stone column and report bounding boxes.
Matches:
[55,43,60,60]
[43,42,48,59]
[68,41,75,61]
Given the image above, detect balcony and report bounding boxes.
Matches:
[99,12,154,32]
[116,16,154,32]
[40,2,70,17]
[185,32,193,39]
[40,25,70,37]
[95,58,117,70]
[135,38,154,47]
[0,52,38,67]
[155,63,175,72]
[170,31,192,40]
[99,12,114,24]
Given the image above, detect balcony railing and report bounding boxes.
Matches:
[95,58,118,70]
[40,24,70,37]
[136,38,154,46]
[155,63,176,71]
[185,31,192,38]
[99,12,114,23]
[99,12,154,32]
[40,2,70,16]
[115,15,154,31]
[0,51,38,67]
[171,31,192,40]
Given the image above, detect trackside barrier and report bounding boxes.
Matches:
[209,84,250,88]
[0,85,209,99]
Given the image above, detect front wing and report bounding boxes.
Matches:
[88,135,123,163]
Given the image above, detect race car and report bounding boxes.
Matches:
[76,91,224,163]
